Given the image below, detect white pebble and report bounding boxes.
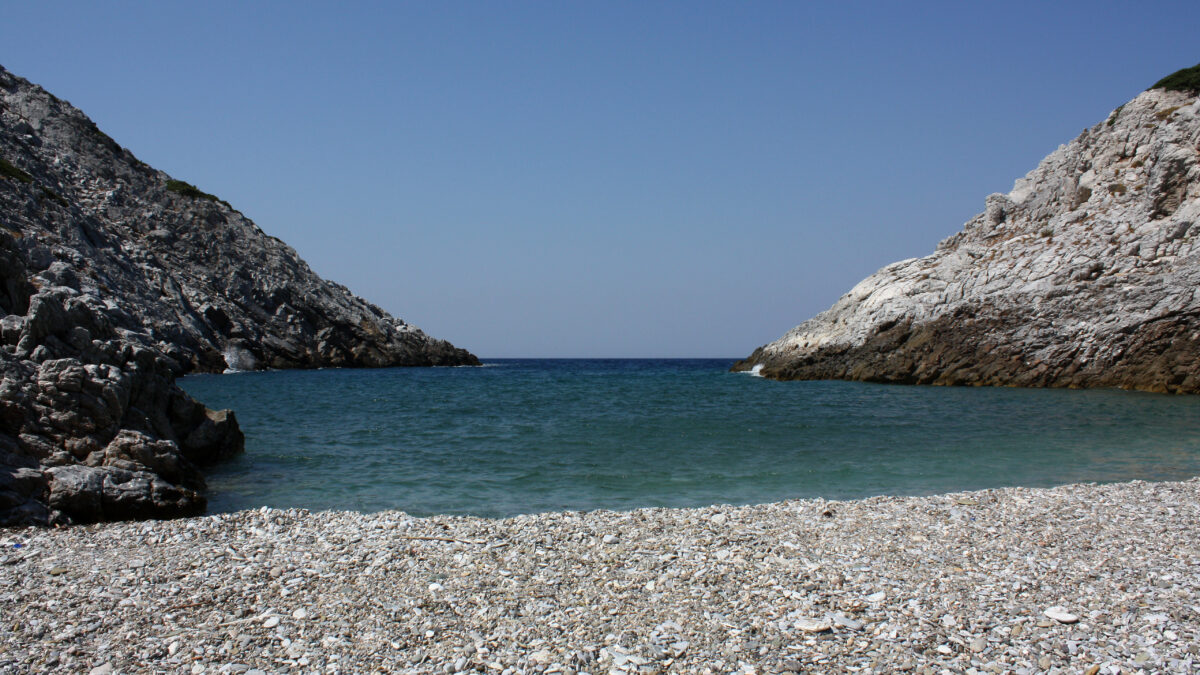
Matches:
[794,618,832,633]
[1044,606,1080,624]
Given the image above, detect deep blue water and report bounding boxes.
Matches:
[179,359,1200,517]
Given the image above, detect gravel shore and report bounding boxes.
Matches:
[2,478,1198,674]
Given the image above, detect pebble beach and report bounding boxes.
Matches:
[2,478,1198,674]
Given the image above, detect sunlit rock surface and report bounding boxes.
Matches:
[737,76,1200,393]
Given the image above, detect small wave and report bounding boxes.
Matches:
[749,364,765,377]
[222,346,258,372]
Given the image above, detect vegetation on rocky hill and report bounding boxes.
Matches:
[1150,62,1200,94]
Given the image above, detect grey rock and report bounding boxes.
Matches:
[735,85,1200,393]
[45,464,204,522]
[0,63,478,525]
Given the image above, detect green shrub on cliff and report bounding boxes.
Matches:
[1106,104,1124,126]
[167,179,220,201]
[38,186,69,207]
[1150,63,1200,94]
[0,158,32,183]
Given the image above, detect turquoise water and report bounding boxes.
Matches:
[179,359,1200,517]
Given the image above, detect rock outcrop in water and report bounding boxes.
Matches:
[0,65,478,525]
[735,65,1200,394]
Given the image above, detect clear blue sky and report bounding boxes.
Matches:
[2,2,1197,357]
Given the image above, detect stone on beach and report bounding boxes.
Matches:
[1044,606,1080,624]
[793,618,832,633]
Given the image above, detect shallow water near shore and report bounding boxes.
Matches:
[180,358,1200,517]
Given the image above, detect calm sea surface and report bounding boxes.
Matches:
[179,359,1200,517]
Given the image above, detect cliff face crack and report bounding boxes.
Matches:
[737,76,1200,394]
[0,64,479,525]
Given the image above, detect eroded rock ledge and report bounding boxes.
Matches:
[736,73,1200,393]
[0,231,243,525]
[0,65,478,525]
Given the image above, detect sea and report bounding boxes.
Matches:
[179,358,1200,518]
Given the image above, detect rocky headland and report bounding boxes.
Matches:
[734,65,1200,393]
[0,65,478,526]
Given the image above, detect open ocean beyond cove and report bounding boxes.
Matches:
[179,359,1200,517]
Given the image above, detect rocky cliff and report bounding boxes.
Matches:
[734,66,1200,393]
[0,65,479,525]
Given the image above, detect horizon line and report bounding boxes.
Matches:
[478,356,741,361]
